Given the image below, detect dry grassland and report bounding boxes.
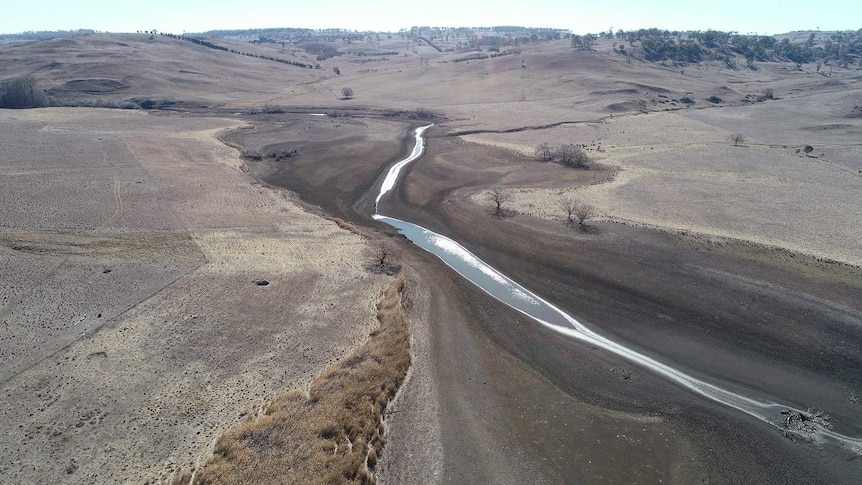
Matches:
[0,109,387,484]
[191,274,409,485]
[0,34,321,107]
[463,84,862,266]
[3,32,862,484]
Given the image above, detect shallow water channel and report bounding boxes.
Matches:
[372,124,861,453]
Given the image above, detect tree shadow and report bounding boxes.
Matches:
[580,224,601,234]
[365,262,402,276]
[490,208,514,219]
[566,221,601,234]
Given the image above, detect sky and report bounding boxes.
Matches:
[2,0,860,36]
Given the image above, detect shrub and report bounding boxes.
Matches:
[240,149,263,161]
[268,149,298,161]
[535,143,553,161]
[680,96,695,105]
[561,197,598,230]
[409,107,438,119]
[555,144,591,169]
[133,98,175,110]
[0,76,49,108]
[708,95,722,104]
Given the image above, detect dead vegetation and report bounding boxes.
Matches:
[0,76,49,108]
[535,143,592,169]
[380,108,440,120]
[190,274,411,485]
[561,197,598,230]
[367,241,401,275]
[240,148,299,162]
[488,186,513,218]
[780,408,832,443]
[323,215,363,236]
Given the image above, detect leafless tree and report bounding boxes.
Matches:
[730,133,745,146]
[562,199,597,230]
[554,144,591,169]
[488,187,512,217]
[571,33,595,49]
[369,241,400,272]
[575,203,597,228]
[561,197,578,226]
[341,87,354,99]
[0,76,49,109]
[535,143,553,161]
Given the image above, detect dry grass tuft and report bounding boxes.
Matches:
[189,274,410,485]
[324,215,364,237]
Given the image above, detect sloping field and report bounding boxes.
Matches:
[0,109,387,484]
[463,81,862,266]
[0,34,322,107]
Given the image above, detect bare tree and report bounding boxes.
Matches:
[561,197,598,229]
[730,133,745,146]
[554,144,591,169]
[488,187,512,217]
[0,76,49,109]
[575,203,597,228]
[369,241,400,273]
[561,197,578,226]
[535,143,553,161]
[341,87,354,99]
[571,33,596,49]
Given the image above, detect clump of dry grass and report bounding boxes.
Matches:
[323,215,363,236]
[189,274,410,485]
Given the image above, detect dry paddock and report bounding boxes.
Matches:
[0,108,387,484]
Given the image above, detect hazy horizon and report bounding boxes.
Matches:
[2,0,860,37]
